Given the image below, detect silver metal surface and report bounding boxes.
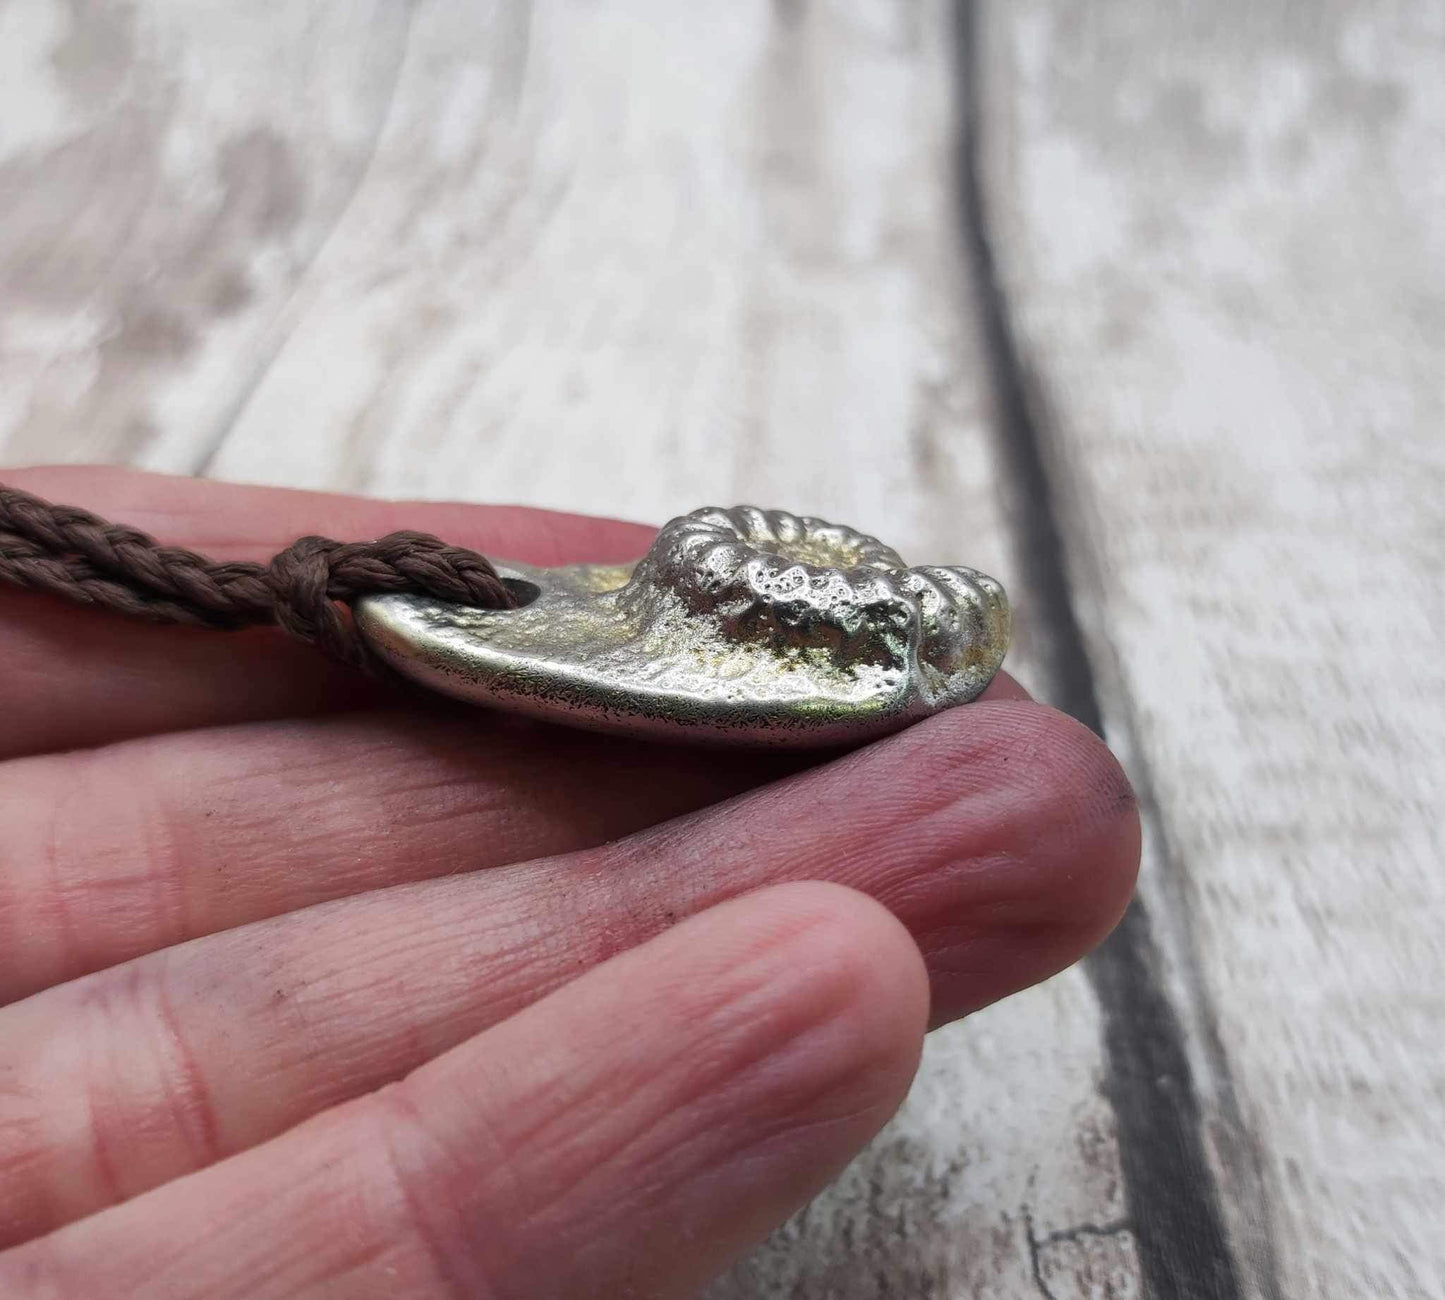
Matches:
[355,507,1010,747]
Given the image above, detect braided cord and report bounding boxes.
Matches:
[0,483,517,669]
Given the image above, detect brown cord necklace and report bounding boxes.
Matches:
[0,483,1011,748]
[0,483,515,671]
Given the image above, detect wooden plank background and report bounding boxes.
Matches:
[2,2,1440,1296]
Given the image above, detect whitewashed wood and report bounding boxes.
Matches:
[977,3,1445,1297]
[0,3,1141,1297]
[0,0,413,467]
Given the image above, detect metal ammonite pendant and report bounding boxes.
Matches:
[354,507,1010,748]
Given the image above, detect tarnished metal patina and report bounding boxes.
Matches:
[355,507,1010,747]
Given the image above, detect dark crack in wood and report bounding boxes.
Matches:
[951,4,1273,1298]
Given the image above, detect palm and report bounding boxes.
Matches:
[0,467,1138,1299]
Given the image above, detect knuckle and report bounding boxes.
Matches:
[0,744,190,1002]
[76,956,224,1200]
[366,1081,518,1300]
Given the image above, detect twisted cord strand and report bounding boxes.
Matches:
[0,483,517,669]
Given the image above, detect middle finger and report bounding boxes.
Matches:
[0,705,806,1003]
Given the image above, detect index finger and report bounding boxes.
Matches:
[0,466,654,758]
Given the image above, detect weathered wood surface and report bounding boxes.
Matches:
[974,4,1445,1298]
[1,1,1440,1296]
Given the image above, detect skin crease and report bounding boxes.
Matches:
[0,467,1141,1299]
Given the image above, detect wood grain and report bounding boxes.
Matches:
[976,3,1445,1297]
[4,0,1439,1296]
[0,0,413,468]
[1,2,1138,1296]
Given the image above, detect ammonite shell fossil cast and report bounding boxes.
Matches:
[355,507,1010,747]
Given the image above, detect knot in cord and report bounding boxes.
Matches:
[265,532,517,668]
[0,483,517,670]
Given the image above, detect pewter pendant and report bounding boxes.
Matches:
[355,507,1009,748]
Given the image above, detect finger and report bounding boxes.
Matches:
[0,707,805,1002]
[0,637,1020,999]
[3,883,927,1300]
[978,668,1031,702]
[0,465,655,758]
[0,700,1138,1244]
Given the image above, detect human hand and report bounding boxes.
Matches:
[0,467,1140,1299]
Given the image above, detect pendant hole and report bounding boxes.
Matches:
[501,577,542,608]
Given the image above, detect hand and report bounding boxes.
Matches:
[0,467,1140,1299]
